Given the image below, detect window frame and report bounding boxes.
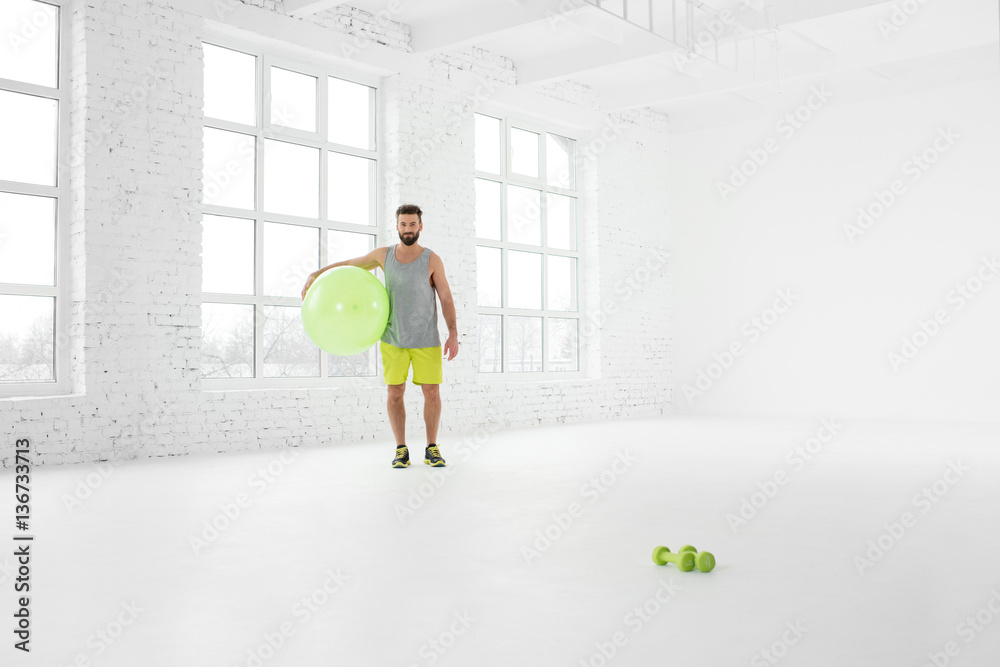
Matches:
[473,111,583,381]
[201,36,383,390]
[0,0,71,398]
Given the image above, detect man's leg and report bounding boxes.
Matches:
[411,346,445,466]
[382,341,410,449]
[387,383,406,446]
[421,383,441,445]
[421,383,445,467]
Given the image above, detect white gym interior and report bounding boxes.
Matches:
[2,1,998,666]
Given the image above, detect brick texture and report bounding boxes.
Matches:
[0,0,671,467]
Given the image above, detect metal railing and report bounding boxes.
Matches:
[583,0,781,87]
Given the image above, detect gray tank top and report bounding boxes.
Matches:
[382,245,441,348]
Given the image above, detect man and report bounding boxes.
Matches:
[301,204,459,468]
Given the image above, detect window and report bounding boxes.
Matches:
[474,113,581,376]
[0,0,68,396]
[201,43,379,386]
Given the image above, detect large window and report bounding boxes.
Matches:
[474,113,581,376]
[201,43,379,386]
[0,0,68,396]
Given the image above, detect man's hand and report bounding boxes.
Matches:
[301,271,319,300]
[443,334,459,361]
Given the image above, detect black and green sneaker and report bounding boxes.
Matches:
[424,444,446,467]
[392,445,410,468]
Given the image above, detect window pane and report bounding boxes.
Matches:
[507,185,540,246]
[262,305,319,378]
[202,215,254,295]
[478,314,502,373]
[328,229,373,264]
[507,316,542,372]
[476,246,501,307]
[0,294,54,382]
[547,255,576,311]
[264,139,319,218]
[264,222,318,298]
[203,44,256,125]
[547,134,575,189]
[203,128,256,209]
[0,1,58,88]
[510,127,539,178]
[328,77,373,149]
[546,193,576,250]
[271,66,317,132]
[474,179,501,240]
[475,114,501,174]
[507,250,541,310]
[201,303,254,378]
[328,348,376,377]
[0,192,55,286]
[0,90,57,186]
[548,318,579,372]
[328,152,374,225]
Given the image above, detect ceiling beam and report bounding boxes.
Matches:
[729,0,896,30]
[603,68,749,111]
[667,43,998,132]
[602,18,998,112]
[602,0,997,110]
[410,0,581,53]
[553,3,626,45]
[517,29,680,86]
[283,0,351,18]
[772,0,896,26]
[172,0,423,78]
[518,1,792,86]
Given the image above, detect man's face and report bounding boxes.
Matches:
[397,214,422,246]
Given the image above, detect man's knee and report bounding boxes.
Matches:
[387,384,406,402]
[422,384,441,404]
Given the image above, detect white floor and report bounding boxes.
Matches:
[5,416,1000,667]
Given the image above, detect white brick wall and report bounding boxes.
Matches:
[309,3,412,52]
[537,79,601,110]
[0,1,671,468]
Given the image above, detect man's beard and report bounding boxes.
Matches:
[399,231,419,246]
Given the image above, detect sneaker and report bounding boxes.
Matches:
[392,446,410,468]
[424,444,446,467]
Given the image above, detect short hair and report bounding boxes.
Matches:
[395,204,422,223]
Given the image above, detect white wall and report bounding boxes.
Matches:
[669,77,1000,421]
[1,0,673,466]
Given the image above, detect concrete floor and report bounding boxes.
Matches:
[5,415,1000,667]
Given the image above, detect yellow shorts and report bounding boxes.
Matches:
[380,342,443,385]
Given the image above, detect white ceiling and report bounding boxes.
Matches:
[295,0,1000,131]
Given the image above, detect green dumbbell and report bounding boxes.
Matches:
[678,544,716,572]
[651,546,696,571]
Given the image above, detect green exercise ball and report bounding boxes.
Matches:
[301,266,389,356]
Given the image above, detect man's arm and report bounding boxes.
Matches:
[301,247,387,299]
[429,252,459,360]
